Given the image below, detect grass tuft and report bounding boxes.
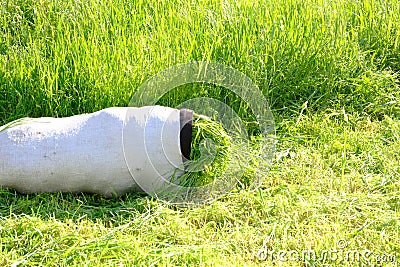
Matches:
[177,113,232,188]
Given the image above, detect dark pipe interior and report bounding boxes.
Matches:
[179,109,193,162]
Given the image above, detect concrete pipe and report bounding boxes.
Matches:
[0,106,193,197]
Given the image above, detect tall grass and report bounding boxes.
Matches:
[0,0,399,266]
[1,0,399,124]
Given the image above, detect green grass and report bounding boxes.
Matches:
[176,113,232,188]
[0,0,399,266]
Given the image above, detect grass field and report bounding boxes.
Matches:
[1,0,399,266]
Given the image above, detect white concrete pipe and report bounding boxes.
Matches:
[0,106,193,197]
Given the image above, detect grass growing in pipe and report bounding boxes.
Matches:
[178,113,274,190]
[175,113,232,188]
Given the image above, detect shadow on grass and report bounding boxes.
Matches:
[0,189,153,224]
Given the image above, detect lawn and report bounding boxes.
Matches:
[0,0,399,266]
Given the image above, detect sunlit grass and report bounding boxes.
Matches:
[0,0,399,266]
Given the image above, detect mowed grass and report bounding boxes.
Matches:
[0,0,399,266]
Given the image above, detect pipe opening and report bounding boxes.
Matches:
[179,109,193,163]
